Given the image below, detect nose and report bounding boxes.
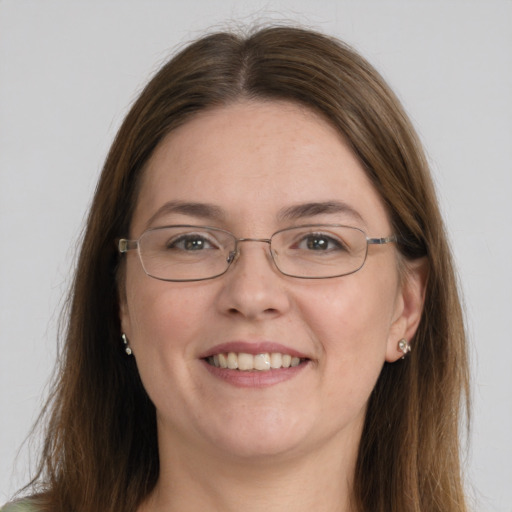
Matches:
[216,239,291,320]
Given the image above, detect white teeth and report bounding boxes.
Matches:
[218,353,228,368]
[254,353,271,370]
[238,352,254,371]
[207,352,305,371]
[269,352,282,369]
[227,352,238,369]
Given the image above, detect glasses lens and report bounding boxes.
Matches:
[271,225,368,278]
[138,226,236,281]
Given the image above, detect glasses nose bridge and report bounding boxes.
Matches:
[237,236,272,245]
[227,237,274,266]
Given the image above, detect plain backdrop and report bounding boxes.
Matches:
[1,1,511,510]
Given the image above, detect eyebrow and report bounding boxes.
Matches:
[145,200,225,229]
[145,199,366,229]
[277,201,366,225]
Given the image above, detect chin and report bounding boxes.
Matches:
[201,408,315,460]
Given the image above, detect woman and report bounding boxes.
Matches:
[3,26,469,512]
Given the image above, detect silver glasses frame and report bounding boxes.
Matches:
[118,224,397,282]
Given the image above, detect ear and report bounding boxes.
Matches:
[385,257,428,362]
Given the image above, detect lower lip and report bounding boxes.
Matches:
[201,359,309,388]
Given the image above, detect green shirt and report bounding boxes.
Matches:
[1,500,37,512]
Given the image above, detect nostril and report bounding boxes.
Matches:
[227,306,279,317]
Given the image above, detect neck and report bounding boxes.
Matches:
[140,427,359,512]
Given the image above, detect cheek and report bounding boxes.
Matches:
[123,280,216,410]
[302,283,394,425]
[299,273,398,390]
[124,273,213,355]
[302,275,396,347]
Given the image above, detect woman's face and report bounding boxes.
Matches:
[120,100,421,462]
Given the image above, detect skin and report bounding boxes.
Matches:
[120,100,426,512]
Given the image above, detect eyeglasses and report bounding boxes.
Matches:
[118,224,397,282]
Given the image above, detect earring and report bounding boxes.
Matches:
[122,333,132,356]
[398,338,411,358]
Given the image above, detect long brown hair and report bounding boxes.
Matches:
[26,26,469,512]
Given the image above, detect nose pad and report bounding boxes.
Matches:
[227,249,239,265]
[226,240,274,273]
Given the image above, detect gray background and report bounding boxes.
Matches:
[1,1,511,510]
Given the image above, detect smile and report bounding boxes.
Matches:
[206,352,306,371]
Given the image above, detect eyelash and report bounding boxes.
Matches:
[166,233,219,251]
[293,232,348,251]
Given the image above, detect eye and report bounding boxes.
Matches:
[167,232,219,251]
[296,232,347,252]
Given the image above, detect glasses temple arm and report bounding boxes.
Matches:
[118,239,138,253]
[367,235,397,245]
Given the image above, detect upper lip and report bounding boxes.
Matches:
[199,341,310,360]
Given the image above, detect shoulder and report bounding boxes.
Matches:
[1,499,39,512]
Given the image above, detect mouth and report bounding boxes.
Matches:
[200,342,310,387]
[205,352,308,371]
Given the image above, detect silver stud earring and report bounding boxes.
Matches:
[398,338,411,358]
[122,333,132,356]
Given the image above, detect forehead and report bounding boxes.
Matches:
[132,100,390,234]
